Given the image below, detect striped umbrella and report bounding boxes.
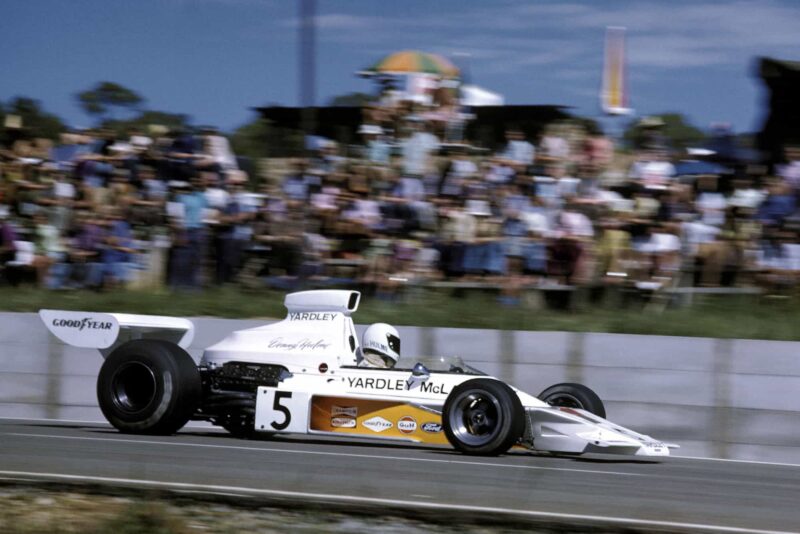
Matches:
[363,50,460,78]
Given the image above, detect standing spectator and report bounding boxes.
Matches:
[360,124,390,166]
[170,177,209,288]
[198,127,238,178]
[100,207,135,288]
[539,130,570,165]
[498,127,535,171]
[401,118,439,178]
[167,128,200,182]
[214,173,254,284]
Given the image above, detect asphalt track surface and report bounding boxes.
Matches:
[1,419,799,533]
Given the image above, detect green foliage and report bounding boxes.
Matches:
[624,113,706,150]
[230,115,272,159]
[570,116,603,136]
[328,92,373,107]
[105,110,191,137]
[77,81,144,124]
[0,96,67,142]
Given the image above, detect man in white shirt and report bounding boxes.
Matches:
[499,128,534,168]
[401,118,439,177]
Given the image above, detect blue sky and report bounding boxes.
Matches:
[2,0,799,133]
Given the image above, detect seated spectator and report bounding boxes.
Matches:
[68,211,105,289]
[629,149,675,190]
[436,198,475,278]
[438,145,477,198]
[32,210,63,287]
[282,159,313,202]
[755,229,800,292]
[757,178,796,227]
[341,191,383,232]
[548,206,594,285]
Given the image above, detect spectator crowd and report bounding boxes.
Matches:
[2,104,800,306]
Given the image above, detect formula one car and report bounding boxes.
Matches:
[40,290,676,456]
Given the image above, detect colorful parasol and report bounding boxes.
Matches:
[363,50,460,78]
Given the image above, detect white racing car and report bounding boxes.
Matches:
[40,290,676,457]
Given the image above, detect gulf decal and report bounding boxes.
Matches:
[397,416,417,434]
[310,396,449,445]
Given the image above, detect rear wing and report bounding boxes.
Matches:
[39,309,194,357]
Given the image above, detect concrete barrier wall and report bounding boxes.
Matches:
[2,312,799,463]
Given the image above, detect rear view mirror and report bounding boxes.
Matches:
[412,362,430,379]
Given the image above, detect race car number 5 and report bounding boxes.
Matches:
[255,387,309,434]
[271,391,292,430]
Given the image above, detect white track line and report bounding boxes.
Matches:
[5,432,646,477]
[0,470,792,534]
[672,455,800,469]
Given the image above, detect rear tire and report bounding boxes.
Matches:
[538,383,606,418]
[97,339,201,434]
[443,378,525,456]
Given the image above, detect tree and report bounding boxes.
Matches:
[0,97,67,143]
[230,115,272,159]
[104,110,191,137]
[77,81,144,124]
[623,113,706,151]
[327,92,373,107]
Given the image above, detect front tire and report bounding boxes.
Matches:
[97,339,201,434]
[538,383,606,418]
[443,378,525,456]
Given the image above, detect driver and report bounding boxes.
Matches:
[358,323,401,368]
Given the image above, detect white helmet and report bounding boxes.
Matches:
[361,323,401,368]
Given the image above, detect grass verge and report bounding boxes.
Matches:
[1,286,798,340]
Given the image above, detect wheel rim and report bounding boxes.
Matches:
[544,392,583,410]
[448,389,503,446]
[110,361,157,414]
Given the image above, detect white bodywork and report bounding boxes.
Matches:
[41,290,676,456]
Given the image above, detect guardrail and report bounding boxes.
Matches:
[2,311,798,463]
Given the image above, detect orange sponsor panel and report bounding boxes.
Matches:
[310,396,449,445]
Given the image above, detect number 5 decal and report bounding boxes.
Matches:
[271,391,292,430]
[255,387,309,434]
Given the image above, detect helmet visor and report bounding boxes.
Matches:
[387,333,400,356]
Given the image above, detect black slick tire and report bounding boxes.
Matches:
[538,382,606,418]
[97,339,201,434]
[442,378,525,456]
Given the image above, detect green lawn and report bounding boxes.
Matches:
[3,286,799,341]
